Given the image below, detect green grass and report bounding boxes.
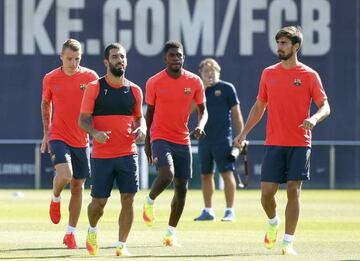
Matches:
[0,189,359,260]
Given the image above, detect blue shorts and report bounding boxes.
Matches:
[49,140,90,180]
[261,146,311,184]
[151,139,192,179]
[198,142,234,174]
[90,155,139,198]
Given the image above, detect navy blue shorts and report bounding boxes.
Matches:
[261,146,311,184]
[49,140,90,180]
[151,139,192,179]
[198,142,234,174]
[90,155,139,198]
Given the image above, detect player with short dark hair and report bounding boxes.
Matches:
[79,43,146,257]
[41,38,98,249]
[194,58,244,222]
[143,40,208,246]
[234,26,330,255]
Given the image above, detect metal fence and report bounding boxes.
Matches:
[0,140,359,189]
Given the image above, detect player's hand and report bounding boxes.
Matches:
[93,130,111,144]
[133,126,146,144]
[40,135,50,153]
[298,117,318,130]
[144,136,152,164]
[233,133,248,152]
[190,127,206,140]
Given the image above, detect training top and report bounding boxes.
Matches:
[80,76,143,158]
[200,80,239,145]
[257,62,328,147]
[42,66,99,147]
[146,69,206,145]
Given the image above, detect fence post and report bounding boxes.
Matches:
[34,143,41,189]
[329,145,336,189]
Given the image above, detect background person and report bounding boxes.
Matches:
[194,58,244,222]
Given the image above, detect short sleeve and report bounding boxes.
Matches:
[226,83,240,108]
[310,72,327,106]
[257,70,268,102]
[193,77,206,104]
[42,75,52,102]
[80,81,100,114]
[145,78,155,106]
[132,85,144,117]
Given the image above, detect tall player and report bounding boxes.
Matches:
[234,26,330,255]
[41,39,98,249]
[143,41,208,246]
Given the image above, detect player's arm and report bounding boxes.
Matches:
[192,102,208,139]
[78,113,110,144]
[41,99,52,153]
[299,99,330,130]
[133,116,146,144]
[231,103,244,135]
[145,105,155,163]
[234,99,267,150]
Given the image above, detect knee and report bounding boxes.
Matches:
[121,194,135,207]
[261,189,275,202]
[71,181,84,195]
[175,183,188,198]
[287,184,301,201]
[90,199,106,212]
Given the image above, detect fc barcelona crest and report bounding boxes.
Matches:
[184,87,192,95]
[80,84,87,90]
[293,78,302,87]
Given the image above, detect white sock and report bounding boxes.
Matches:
[225,208,234,213]
[88,226,98,233]
[52,195,61,202]
[66,225,76,234]
[115,241,126,248]
[283,234,295,243]
[146,195,154,204]
[167,225,176,234]
[268,215,280,226]
[204,208,214,215]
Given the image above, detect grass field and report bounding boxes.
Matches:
[0,189,359,260]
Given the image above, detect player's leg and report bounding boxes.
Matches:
[282,147,311,255]
[215,143,236,221]
[48,140,73,225]
[115,155,139,257]
[163,143,191,246]
[194,143,216,221]
[143,140,174,226]
[148,140,175,199]
[86,158,114,256]
[220,171,236,221]
[261,146,286,249]
[63,146,89,249]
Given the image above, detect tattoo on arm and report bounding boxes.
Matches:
[41,100,52,135]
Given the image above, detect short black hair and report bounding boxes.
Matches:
[104,43,125,59]
[163,40,183,55]
[275,26,303,50]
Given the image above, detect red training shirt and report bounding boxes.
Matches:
[80,77,143,158]
[42,66,99,147]
[146,69,206,145]
[257,62,328,147]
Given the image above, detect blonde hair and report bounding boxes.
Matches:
[198,58,221,73]
[62,39,82,53]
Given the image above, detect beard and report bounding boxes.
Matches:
[109,63,125,77]
[278,50,293,61]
